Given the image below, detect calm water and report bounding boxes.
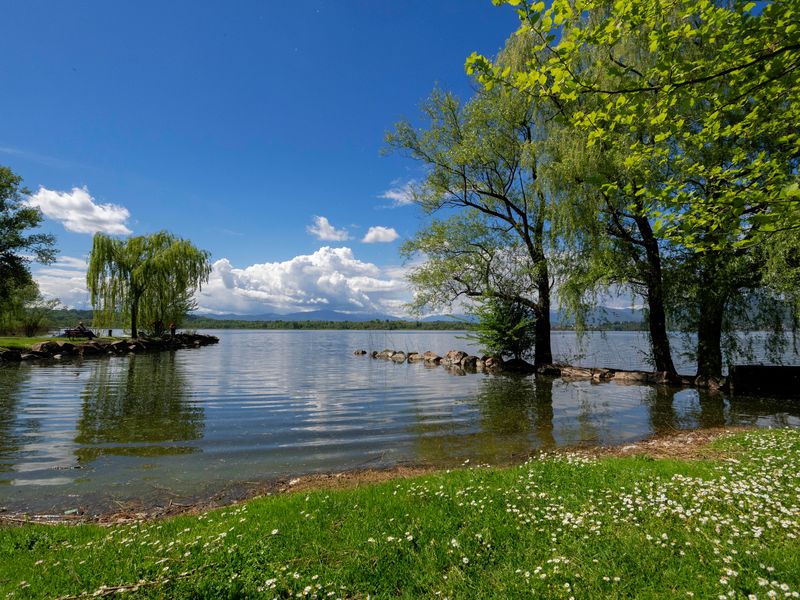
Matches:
[0,330,797,513]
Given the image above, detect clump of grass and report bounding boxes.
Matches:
[1,429,798,598]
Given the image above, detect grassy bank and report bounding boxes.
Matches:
[0,336,59,351]
[0,336,109,351]
[2,429,798,599]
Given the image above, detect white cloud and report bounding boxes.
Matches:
[362,226,400,243]
[26,186,131,235]
[306,216,350,241]
[196,246,410,315]
[379,180,417,207]
[32,255,90,309]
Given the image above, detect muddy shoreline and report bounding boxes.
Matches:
[0,426,752,527]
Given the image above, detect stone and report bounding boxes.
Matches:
[442,350,468,366]
[0,348,22,362]
[612,370,657,384]
[423,351,442,364]
[536,364,561,377]
[460,355,479,369]
[353,349,367,355]
[391,352,407,362]
[502,358,537,374]
[31,341,59,355]
[55,341,76,354]
[560,366,596,379]
[483,355,504,371]
[407,352,424,362]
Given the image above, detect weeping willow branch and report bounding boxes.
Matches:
[87,231,211,338]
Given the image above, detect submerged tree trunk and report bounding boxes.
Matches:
[533,262,553,366]
[695,259,727,380]
[532,191,552,366]
[696,297,725,380]
[633,214,676,374]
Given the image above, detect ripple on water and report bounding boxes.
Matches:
[0,329,798,512]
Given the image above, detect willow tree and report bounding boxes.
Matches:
[87,231,211,338]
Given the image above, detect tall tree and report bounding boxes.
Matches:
[388,79,556,366]
[0,166,56,313]
[469,0,799,378]
[87,231,211,338]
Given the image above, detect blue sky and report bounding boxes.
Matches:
[1,1,523,315]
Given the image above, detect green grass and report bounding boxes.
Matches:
[0,336,114,351]
[2,429,799,599]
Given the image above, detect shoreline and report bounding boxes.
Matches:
[0,332,219,363]
[0,425,753,526]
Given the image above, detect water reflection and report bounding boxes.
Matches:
[75,353,204,462]
[0,365,34,476]
[0,330,797,512]
[410,375,558,465]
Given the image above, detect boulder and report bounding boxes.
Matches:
[536,364,561,377]
[423,351,442,364]
[560,366,596,379]
[31,341,59,355]
[591,368,615,382]
[460,355,479,369]
[502,358,537,374]
[78,342,103,356]
[109,340,130,353]
[612,370,656,384]
[391,352,407,363]
[442,350,468,366]
[483,355,504,372]
[353,349,367,355]
[407,352,424,362]
[55,341,76,355]
[0,348,22,362]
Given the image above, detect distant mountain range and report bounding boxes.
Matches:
[192,306,645,324]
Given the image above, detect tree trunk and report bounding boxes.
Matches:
[532,191,552,367]
[696,288,726,381]
[130,298,139,339]
[633,214,676,374]
[533,264,553,366]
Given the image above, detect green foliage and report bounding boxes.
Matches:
[86,231,211,338]
[0,166,56,314]
[3,283,61,337]
[468,296,537,359]
[469,0,800,251]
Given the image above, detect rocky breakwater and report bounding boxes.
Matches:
[356,348,719,389]
[363,348,505,373]
[0,333,219,363]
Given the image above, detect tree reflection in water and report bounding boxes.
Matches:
[75,353,204,462]
[411,375,557,465]
[0,364,33,475]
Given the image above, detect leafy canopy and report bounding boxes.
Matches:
[467,0,800,250]
[87,231,211,337]
[0,166,56,309]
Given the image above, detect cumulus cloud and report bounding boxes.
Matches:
[379,180,417,207]
[26,186,131,235]
[362,226,400,243]
[196,246,410,315]
[32,255,90,309]
[306,216,350,241]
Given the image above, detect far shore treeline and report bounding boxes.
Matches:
[24,308,648,332]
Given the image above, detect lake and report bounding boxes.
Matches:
[1,330,798,514]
